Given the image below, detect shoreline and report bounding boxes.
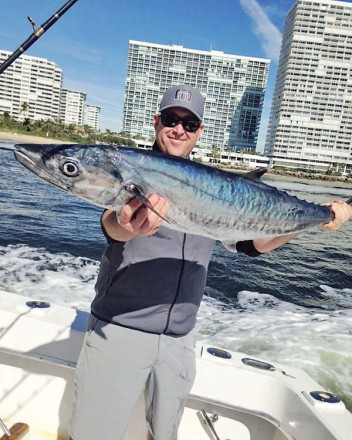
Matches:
[1,131,351,186]
[222,166,352,187]
[0,131,72,145]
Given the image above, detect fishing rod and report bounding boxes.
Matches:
[0,0,79,75]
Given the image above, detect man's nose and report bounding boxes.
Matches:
[173,121,185,133]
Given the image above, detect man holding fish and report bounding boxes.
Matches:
[53,85,352,440]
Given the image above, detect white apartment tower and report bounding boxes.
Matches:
[60,89,86,126]
[0,50,62,121]
[123,41,270,151]
[83,104,101,130]
[265,0,352,172]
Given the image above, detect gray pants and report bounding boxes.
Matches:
[70,316,196,440]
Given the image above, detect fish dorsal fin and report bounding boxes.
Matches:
[245,167,268,180]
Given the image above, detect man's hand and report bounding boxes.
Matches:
[253,199,351,254]
[320,200,352,231]
[117,194,170,236]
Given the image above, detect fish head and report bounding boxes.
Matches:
[14,143,129,210]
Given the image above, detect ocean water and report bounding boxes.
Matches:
[1,140,352,409]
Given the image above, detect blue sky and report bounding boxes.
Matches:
[1,0,299,151]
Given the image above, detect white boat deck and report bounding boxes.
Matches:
[0,290,351,440]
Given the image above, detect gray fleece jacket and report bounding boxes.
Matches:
[92,225,215,336]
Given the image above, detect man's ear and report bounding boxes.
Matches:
[153,114,160,129]
[197,123,204,140]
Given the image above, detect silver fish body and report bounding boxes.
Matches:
[14,144,333,249]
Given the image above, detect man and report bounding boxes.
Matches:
[70,85,352,440]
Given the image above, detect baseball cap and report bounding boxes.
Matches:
[159,85,204,121]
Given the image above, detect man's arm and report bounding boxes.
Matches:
[102,194,170,242]
[253,200,352,253]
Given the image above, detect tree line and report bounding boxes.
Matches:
[0,112,136,146]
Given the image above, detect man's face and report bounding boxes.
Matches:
[153,107,204,158]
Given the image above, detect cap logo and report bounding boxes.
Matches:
[175,89,192,103]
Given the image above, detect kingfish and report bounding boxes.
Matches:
[14,144,343,251]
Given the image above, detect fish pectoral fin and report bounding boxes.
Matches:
[124,183,170,224]
[124,182,149,204]
[222,241,238,252]
[245,167,268,180]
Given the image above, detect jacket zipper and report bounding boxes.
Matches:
[162,233,186,334]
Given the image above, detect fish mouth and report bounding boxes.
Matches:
[14,148,38,170]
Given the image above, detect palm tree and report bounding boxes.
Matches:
[211,144,221,164]
[19,102,29,121]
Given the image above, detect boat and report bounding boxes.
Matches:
[0,289,351,440]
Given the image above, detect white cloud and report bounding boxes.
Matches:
[238,0,282,62]
[41,38,104,64]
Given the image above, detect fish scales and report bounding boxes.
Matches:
[123,150,328,238]
[14,144,334,249]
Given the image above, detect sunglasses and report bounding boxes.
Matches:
[160,113,201,133]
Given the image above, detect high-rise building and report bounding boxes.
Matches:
[60,89,86,126]
[83,104,101,130]
[265,0,352,173]
[122,40,270,151]
[0,50,62,122]
[0,51,101,130]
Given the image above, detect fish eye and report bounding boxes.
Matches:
[61,160,80,177]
